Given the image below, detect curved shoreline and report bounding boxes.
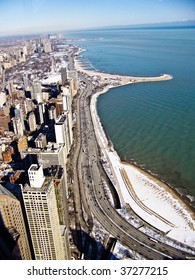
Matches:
[76,55,194,206]
[90,84,195,247]
[75,56,195,247]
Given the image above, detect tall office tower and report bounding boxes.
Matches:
[12,117,24,136]
[38,102,45,125]
[61,67,68,86]
[54,114,70,155]
[14,104,25,130]
[22,164,65,260]
[28,111,37,132]
[0,184,32,259]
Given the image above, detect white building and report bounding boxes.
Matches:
[0,91,6,107]
[62,87,73,147]
[54,114,70,155]
[28,164,45,188]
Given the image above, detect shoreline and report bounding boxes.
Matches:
[74,55,195,248]
[75,52,195,204]
[75,49,173,84]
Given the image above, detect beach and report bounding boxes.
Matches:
[75,55,173,85]
[75,56,195,248]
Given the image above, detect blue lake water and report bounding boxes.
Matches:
[66,26,195,195]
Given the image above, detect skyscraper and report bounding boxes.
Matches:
[61,67,68,86]
[22,164,65,260]
[62,87,73,146]
[0,184,32,259]
[38,103,45,125]
[12,117,24,136]
[68,70,78,96]
[28,111,37,132]
[14,104,25,130]
[54,114,70,155]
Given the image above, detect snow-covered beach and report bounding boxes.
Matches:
[74,56,195,249]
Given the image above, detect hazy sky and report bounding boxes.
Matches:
[0,0,195,35]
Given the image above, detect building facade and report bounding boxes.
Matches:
[0,184,32,259]
[22,164,65,260]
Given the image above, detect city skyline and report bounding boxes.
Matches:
[1,13,195,261]
[0,0,195,36]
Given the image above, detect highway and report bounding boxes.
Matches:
[68,52,195,260]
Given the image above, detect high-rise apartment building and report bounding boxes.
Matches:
[68,70,78,96]
[0,184,32,259]
[62,87,73,146]
[22,164,65,260]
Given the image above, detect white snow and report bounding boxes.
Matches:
[90,86,195,249]
[42,73,61,84]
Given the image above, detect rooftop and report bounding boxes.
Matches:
[56,115,66,125]
[29,164,39,171]
[0,183,16,199]
[23,177,53,193]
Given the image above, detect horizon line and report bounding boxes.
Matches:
[0,19,195,38]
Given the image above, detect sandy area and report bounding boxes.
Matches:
[75,55,173,85]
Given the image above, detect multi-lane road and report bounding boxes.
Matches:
[68,53,195,259]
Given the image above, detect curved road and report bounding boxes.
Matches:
[68,52,195,259]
